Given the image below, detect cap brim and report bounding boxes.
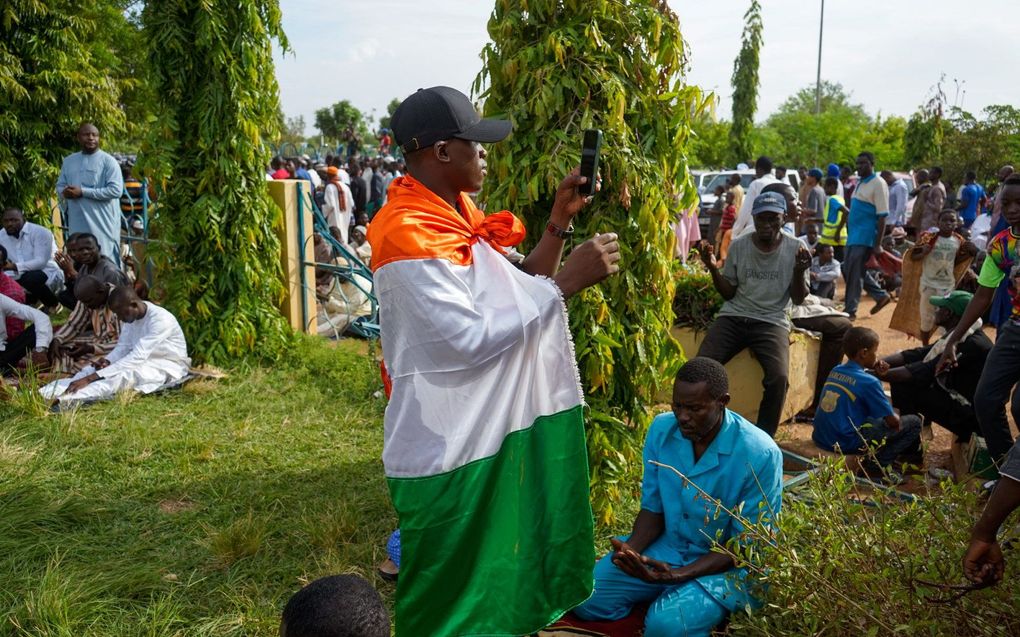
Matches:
[928,296,951,308]
[752,206,786,216]
[454,118,512,143]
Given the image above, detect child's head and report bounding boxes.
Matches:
[844,326,880,367]
[823,176,839,196]
[805,224,818,242]
[725,190,735,204]
[280,575,390,637]
[714,184,725,196]
[937,209,958,236]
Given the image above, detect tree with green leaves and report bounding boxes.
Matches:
[314,100,368,148]
[690,108,731,169]
[760,81,905,168]
[729,0,763,165]
[142,0,291,364]
[378,97,402,131]
[939,105,1020,186]
[0,0,136,216]
[764,82,869,166]
[477,0,705,524]
[904,77,946,168]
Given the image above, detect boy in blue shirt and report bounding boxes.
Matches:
[813,326,922,482]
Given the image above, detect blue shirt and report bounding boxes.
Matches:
[640,409,783,610]
[847,174,890,247]
[294,167,316,192]
[960,183,986,223]
[812,361,894,452]
[55,150,124,267]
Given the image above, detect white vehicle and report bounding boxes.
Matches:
[691,170,718,195]
[697,169,802,236]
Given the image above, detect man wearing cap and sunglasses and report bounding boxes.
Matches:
[697,191,812,437]
[366,86,621,636]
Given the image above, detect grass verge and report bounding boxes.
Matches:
[1,336,392,636]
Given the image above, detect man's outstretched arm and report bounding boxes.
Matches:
[964,470,1020,586]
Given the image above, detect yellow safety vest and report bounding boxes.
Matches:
[819,195,847,246]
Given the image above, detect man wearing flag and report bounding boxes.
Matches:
[367,86,621,636]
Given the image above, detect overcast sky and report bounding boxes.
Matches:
[273,1,1018,136]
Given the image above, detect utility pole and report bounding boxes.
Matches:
[813,0,825,165]
[815,0,825,115]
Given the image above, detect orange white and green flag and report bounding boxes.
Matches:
[368,175,594,636]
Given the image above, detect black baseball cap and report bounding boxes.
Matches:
[391,86,512,154]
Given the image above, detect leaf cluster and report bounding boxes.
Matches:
[476,0,706,524]
[762,81,906,169]
[314,100,373,150]
[0,0,142,216]
[671,262,723,332]
[140,0,292,364]
[728,461,1020,636]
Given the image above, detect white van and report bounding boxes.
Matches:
[696,170,802,236]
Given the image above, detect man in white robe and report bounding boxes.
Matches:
[322,166,354,245]
[40,286,190,404]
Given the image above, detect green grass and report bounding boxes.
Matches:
[1,336,395,636]
[7,332,1015,636]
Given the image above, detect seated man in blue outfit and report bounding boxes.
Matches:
[573,357,784,637]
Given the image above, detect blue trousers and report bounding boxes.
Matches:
[841,245,888,316]
[574,552,727,637]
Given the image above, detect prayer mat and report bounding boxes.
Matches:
[537,606,648,637]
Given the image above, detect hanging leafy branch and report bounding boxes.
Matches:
[476,0,707,524]
[0,0,130,217]
[729,0,763,165]
[141,0,291,364]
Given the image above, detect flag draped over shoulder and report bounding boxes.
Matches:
[367,175,595,637]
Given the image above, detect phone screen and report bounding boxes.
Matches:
[579,129,603,196]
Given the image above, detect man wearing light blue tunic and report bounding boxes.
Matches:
[55,123,123,266]
[574,357,783,637]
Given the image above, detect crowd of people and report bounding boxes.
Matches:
[1,123,191,408]
[697,153,1018,484]
[280,86,1017,637]
[5,100,1019,636]
[265,150,405,335]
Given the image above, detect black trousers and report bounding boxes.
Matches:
[889,379,978,442]
[17,270,61,308]
[792,314,852,409]
[1,325,36,372]
[698,315,789,436]
[973,321,1020,463]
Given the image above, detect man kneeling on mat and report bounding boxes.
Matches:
[572,357,783,637]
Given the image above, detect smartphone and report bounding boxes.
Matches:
[578,129,603,196]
